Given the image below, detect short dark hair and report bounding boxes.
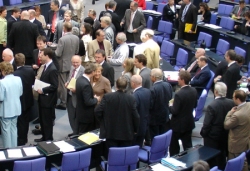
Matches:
[226,50,236,61]
[199,56,208,63]
[193,160,210,171]
[135,54,147,66]
[108,1,117,8]
[245,11,250,18]
[63,22,72,32]
[131,1,138,7]
[116,77,127,91]
[84,17,94,26]
[179,70,191,85]
[95,49,106,57]
[11,7,20,14]
[0,6,6,14]
[239,0,245,4]
[41,48,54,59]
[235,55,245,64]
[15,53,25,66]
[95,29,104,37]
[84,63,97,74]
[51,0,60,8]
[234,90,246,102]
[83,23,93,36]
[37,35,47,43]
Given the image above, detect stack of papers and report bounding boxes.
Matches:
[143,10,162,15]
[0,151,6,160]
[151,163,174,171]
[23,147,40,156]
[34,79,50,91]
[204,24,222,29]
[54,141,75,153]
[161,157,186,170]
[164,71,179,81]
[78,132,99,145]
[7,149,23,158]
[67,78,76,89]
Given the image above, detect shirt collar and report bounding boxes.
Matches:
[11,15,17,21]
[29,18,35,23]
[17,66,22,69]
[201,64,208,70]
[215,96,222,99]
[154,80,163,84]
[181,85,189,88]
[83,74,90,82]
[45,60,53,69]
[100,60,105,66]
[228,61,236,67]
[133,86,142,92]
[107,9,113,12]
[237,102,246,108]
[10,58,14,64]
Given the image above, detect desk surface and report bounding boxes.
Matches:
[6,0,50,10]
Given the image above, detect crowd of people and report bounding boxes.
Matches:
[0,0,249,170]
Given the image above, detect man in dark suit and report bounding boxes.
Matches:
[149,68,172,141]
[95,49,115,87]
[28,9,46,37]
[95,77,140,149]
[190,56,211,97]
[76,63,100,134]
[169,71,197,156]
[13,53,35,146]
[131,75,150,147]
[200,82,234,170]
[35,48,58,142]
[2,48,17,71]
[88,9,101,39]
[8,11,39,65]
[114,0,131,22]
[7,7,20,36]
[178,0,197,41]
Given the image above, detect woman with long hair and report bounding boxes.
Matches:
[122,58,134,94]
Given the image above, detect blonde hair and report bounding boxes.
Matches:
[95,63,103,72]
[0,61,14,75]
[124,58,134,75]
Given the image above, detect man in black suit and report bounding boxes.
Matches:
[2,48,17,71]
[88,9,101,39]
[200,82,234,169]
[169,71,197,156]
[7,7,20,36]
[8,11,39,65]
[35,48,58,142]
[76,63,100,134]
[149,68,172,141]
[190,56,211,97]
[178,0,197,41]
[95,77,140,149]
[114,0,131,22]
[13,53,35,146]
[131,75,150,147]
[214,50,241,99]
[95,49,115,87]
[28,9,46,37]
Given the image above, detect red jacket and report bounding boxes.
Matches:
[134,0,146,10]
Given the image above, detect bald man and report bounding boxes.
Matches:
[2,48,16,70]
[28,9,46,37]
[131,75,151,147]
[8,10,39,65]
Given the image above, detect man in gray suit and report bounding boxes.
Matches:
[101,16,115,46]
[55,22,79,109]
[231,0,249,20]
[120,1,146,43]
[53,10,80,43]
[65,55,85,136]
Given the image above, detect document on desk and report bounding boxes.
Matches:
[0,151,6,160]
[161,157,186,168]
[204,24,222,29]
[197,15,202,22]
[78,132,99,145]
[54,141,75,153]
[67,78,76,89]
[163,71,179,81]
[34,79,50,91]
[7,149,23,158]
[23,147,40,156]
[151,163,174,171]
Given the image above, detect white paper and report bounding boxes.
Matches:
[33,79,51,91]
[164,71,179,81]
[143,10,162,15]
[7,149,23,158]
[162,157,186,167]
[54,141,75,153]
[0,151,6,160]
[127,43,138,46]
[204,24,222,29]
[176,5,181,9]
[23,147,40,156]
[197,15,203,22]
[151,163,174,171]
[239,87,249,93]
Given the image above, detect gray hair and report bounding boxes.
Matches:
[108,0,117,8]
[151,68,163,80]
[131,75,142,85]
[103,12,112,19]
[72,27,79,36]
[141,29,154,40]
[192,160,210,171]
[116,32,127,42]
[101,16,111,25]
[214,82,227,97]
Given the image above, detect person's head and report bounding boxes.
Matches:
[245,11,250,21]
[195,48,205,58]
[84,63,97,78]
[0,6,7,18]
[116,77,127,91]
[131,75,142,89]
[140,29,154,42]
[11,7,21,18]
[235,55,245,67]
[183,0,191,5]
[150,68,163,83]
[0,62,14,76]
[199,2,209,12]
[82,23,93,36]
[15,53,25,67]
[225,50,236,63]
[233,90,246,105]
[239,0,245,8]
[50,0,60,11]
[178,70,191,86]
[2,48,14,62]
[71,55,82,69]
[21,10,30,20]
[40,48,53,64]
[168,0,175,6]
[88,9,96,20]
[192,160,210,171]
[33,6,41,16]
[64,10,72,22]
[63,22,72,33]
[108,0,117,11]
[28,9,36,20]
[94,49,106,64]
[134,54,147,69]
[100,16,111,28]
[130,1,138,12]
[116,32,127,45]
[197,56,208,68]
[84,17,94,26]
[96,29,105,42]
[104,2,109,10]
[36,35,47,50]
[214,82,227,97]
[123,58,134,74]
[72,27,79,36]
[94,63,103,80]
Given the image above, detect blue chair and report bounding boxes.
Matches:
[160,40,175,62]
[101,146,139,171]
[50,148,92,171]
[224,152,246,171]
[210,13,217,24]
[147,16,153,29]
[205,70,215,93]
[157,3,166,13]
[0,0,3,6]
[218,4,233,16]
[13,157,46,171]
[154,20,172,44]
[203,0,210,2]
[138,130,172,164]
[197,32,212,48]
[10,0,22,5]
[235,46,246,58]
[173,48,188,70]
[216,39,229,56]
[146,2,154,10]
[210,166,218,171]
[219,17,234,30]
[193,89,208,121]
[157,0,168,3]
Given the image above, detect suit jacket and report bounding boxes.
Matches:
[87,39,113,63]
[102,61,115,87]
[13,66,35,111]
[7,16,17,36]
[46,9,64,38]
[162,4,177,24]
[33,19,46,37]
[231,6,248,20]
[76,76,98,123]
[55,32,79,72]
[143,39,160,69]
[100,10,121,32]
[114,0,131,22]
[198,10,211,23]
[184,57,199,77]
[92,19,101,39]
[38,62,58,108]
[224,102,250,153]
[95,90,140,140]
[91,75,112,101]
[139,67,152,89]
[122,9,146,43]
[214,59,228,78]
[133,87,151,136]
[66,65,85,108]
[150,81,172,125]
[235,19,250,36]
[53,20,80,43]
[179,3,197,31]
[8,20,39,58]
[11,60,17,71]
[221,62,241,99]
[170,86,197,132]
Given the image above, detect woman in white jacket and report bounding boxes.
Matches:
[81,23,93,62]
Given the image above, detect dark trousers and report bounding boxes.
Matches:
[17,107,31,145]
[169,130,193,156]
[126,32,135,43]
[0,44,5,62]
[178,21,195,41]
[39,106,54,141]
[149,121,170,142]
[133,135,144,147]
[106,139,132,149]
[78,122,95,134]
[49,32,55,42]
[66,95,78,134]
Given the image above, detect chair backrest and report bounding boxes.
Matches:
[10,0,22,5]
[216,39,229,56]
[235,46,246,58]
[61,148,92,171]
[149,130,172,163]
[158,20,173,34]
[0,0,3,6]
[193,89,208,121]
[157,0,168,3]
[160,40,175,61]
[210,13,217,24]
[219,17,234,30]
[225,5,234,16]
[146,2,154,10]
[108,146,139,171]
[147,16,153,29]
[13,157,46,171]
[224,152,246,171]
[157,3,166,13]
[218,4,233,16]
[197,32,212,48]
[176,48,188,67]
[205,70,214,92]
[210,166,218,171]
[203,0,210,3]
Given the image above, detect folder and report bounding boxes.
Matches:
[184,23,197,33]
[78,132,99,145]
[37,142,60,156]
[67,78,76,89]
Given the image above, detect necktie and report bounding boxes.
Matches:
[71,69,76,78]
[181,5,188,22]
[237,8,242,17]
[51,12,57,33]
[194,68,201,76]
[36,65,45,80]
[42,65,47,74]
[37,51,41,66]
[187,60,197,72]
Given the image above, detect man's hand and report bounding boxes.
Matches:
[120,22,124,26]
[214,75,222,83]
[65,82,69,88]
[2,42,6,47]
[70,88,76,93]
[37,89,43,94]
[94,95,101,102]
[132,29,137,33]
[188,30,193,33]
[33,65,39,69]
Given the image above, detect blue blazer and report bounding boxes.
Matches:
[0,74,22,118]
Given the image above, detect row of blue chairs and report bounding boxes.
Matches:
[0,0,37,6]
